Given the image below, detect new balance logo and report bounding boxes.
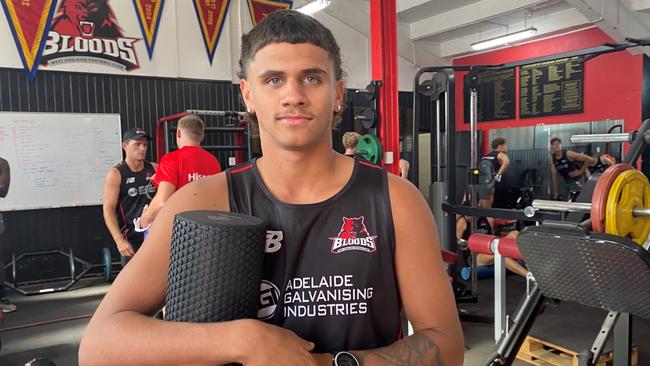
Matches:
[265,230,283,253]
[125,177,135,184]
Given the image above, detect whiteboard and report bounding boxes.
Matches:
[0,113,122,211]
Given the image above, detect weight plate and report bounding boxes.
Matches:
[591,164,633,232]
[605,170,650,244]
[356,134,382,164]
[361,109,376,129]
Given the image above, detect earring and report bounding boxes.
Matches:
[336,104,341,112]
[246,107,251,113]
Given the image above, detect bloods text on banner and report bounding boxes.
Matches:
[133,0,165,59]
[1,0,58,80]
[192,0,230,64]
[40,0,141,72]
[247,0,292,26]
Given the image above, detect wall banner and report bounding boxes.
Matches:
[133,0,165,60]
[40,0,141,72]
[192,0,230,65]
[247,0,292,26]
[1,0,58,80]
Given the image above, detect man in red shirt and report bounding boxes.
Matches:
[139,114,221,227]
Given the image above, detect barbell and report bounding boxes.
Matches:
[528,164,650,244]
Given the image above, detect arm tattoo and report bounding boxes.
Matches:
[354,330,445,366]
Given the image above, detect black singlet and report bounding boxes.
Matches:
[481,150,502,175]
[552,150,580,180]
[226,157,402,353]
[114,161,156,245]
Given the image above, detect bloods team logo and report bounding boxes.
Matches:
[40,0,140,71]
[330,216,378,254]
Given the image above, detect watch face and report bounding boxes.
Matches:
[335,352,359,366]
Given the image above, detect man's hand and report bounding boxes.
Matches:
[568,170,582,178]
[312,353,334,366]
[139,204,151,228]
[237,320,318,366]
[399,159,410,179]
[495,173,502,182]
[116,238,135,257]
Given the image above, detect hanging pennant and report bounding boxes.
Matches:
[133,0,165,59]
[192,0,231,65]
[1,0,58,80]
[247,0,292,26]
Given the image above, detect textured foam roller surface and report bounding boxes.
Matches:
[165,211,265,323]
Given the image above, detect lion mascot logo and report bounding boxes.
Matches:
[51,0,122,39]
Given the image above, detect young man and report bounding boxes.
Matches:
[342,131,410,179]
[342,131,362,157]
[478,137,510,209]
[102,128,157,266]
[139,115,222,228]
[0,157,17,312]
[549,137,597,200]
[81,10,463,366]
[456,215,529,277]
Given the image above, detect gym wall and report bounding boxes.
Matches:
[0,2,418,90]
[0,66,240,280]
[452,27,643,154]
[0,2,420,282]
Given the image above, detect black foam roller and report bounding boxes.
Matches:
[165,211,265,323]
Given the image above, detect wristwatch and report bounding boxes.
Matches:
[333,351,359,366]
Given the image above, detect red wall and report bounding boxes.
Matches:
[453,27,643,153]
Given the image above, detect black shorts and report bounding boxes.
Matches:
[477,181,495,199]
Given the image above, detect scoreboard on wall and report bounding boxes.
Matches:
[464,68,516,123]
[519,56,584,118]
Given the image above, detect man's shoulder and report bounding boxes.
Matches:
[170,172,229,210]
[175,146,212,159]
[161,150,182,160]
[104,165,122,185]
[109,162,123,174]
[157,152,179,169]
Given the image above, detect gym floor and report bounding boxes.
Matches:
[0,276,648,365]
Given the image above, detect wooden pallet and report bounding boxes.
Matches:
[516,336,638,366]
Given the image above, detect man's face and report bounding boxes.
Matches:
[551,141,562,153]
[122,137,149,161]
[240,42,344,151]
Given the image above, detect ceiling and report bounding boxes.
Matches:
[293,0,650,66]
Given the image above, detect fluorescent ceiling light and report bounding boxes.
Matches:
[470,27,538,51]
[297,0,331,15]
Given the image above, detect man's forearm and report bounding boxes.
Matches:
[141,196,164,227]
[577,161,590,174]
[352,329,460,366]
[80,311,245,366]
[103,209,125,243]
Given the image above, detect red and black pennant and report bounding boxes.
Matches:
[1,0,58,80]
[247,0,292,26]
[192,0,231,65]
[133,0,165,59]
